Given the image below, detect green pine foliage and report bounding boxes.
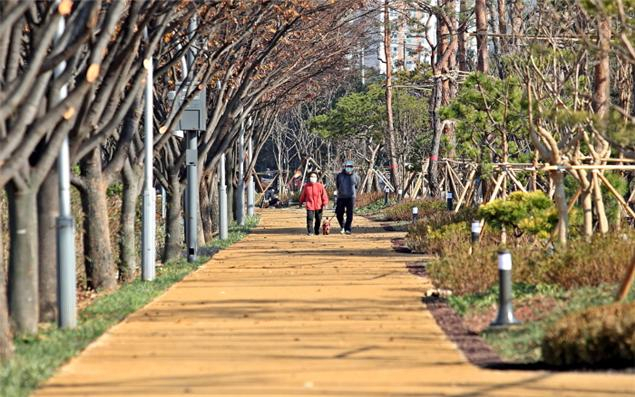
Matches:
[441,73,528,163]
[309,69,430,170]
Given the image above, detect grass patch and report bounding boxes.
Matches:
[356,198,392,215]
[448,283,565,316]
[0,216,259,397]
[450,283,634,363]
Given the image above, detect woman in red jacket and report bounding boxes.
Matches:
[299,172,329,235]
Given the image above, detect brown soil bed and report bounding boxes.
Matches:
[424,296,504,367]
[407,261,635,373]
[406,261,503,367]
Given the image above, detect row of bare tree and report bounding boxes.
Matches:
[0,0,367,360]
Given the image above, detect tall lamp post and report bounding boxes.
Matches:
[54,6,76,329]
[142,27,156,281]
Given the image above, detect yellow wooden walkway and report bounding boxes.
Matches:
[35,209,634,396]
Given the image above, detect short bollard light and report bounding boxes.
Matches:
[446,191,454,211]
[384,186,390,205]
[490,250,521,328]
[471,221,481,245]
[412,206,419,224]
[398,189,403,202]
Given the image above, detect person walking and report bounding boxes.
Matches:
[335,160,360,234]
[299,172,329,235]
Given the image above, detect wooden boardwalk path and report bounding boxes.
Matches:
[36,209,634,396]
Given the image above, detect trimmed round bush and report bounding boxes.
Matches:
[542,301,635,368]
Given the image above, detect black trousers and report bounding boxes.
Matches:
[306,209,323,234]
[335,197,355,231]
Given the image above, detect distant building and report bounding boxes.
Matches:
[363,3,435,74]
[364,1,476,74]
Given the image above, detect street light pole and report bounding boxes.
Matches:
[53,8,76,329]
[142,27,156,281]
[185,17,199,262]
[185,130,198,261]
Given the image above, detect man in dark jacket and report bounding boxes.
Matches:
[335,160,361,234]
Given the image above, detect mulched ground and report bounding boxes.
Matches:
[462,296,561,334]
[406,261,635,373]
[424,296,504,367]
[406,262,503,367]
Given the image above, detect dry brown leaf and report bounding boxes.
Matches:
[86,64,100,82]
[63,107,75,120]
[58,0,72,16]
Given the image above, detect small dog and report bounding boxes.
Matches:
[322,216,332,235]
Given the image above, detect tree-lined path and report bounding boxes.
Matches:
[35,210,633,396]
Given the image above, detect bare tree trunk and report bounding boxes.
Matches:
[551,171,568,247]
[384,0,399,191]
[444,0,458,157]
[81,149,117,291]
[276,142,284,197]
[226,149,235,220]
[210,174,219,232]
[200,174,215,243]
[427,78,443,197]
[632,64,635,117]
[37,169,58,322]
[511,0,524,49]
[0,192,13,359]
[7,183,39,334]
[120,162,140,282]
[575,169,594,238]
[582,187,594,237]
[457,0,468,71]
[592,174,609,234]
[592,15,611,234]
[593,16,611,116]
[475,0,489,74]
[198,197,206,247]
[498,0,507,54]
[163,171,183,262]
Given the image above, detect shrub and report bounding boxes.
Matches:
[426,232,635,295]
[427,247,499,294]
[478,191,558,238]
[384,199,445,221]
[427,244,542,295]
[405,206,480,254]
[408,221,469,256]
[355,191,384,208]
[536,233,635,289]
[542,301,635,367]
